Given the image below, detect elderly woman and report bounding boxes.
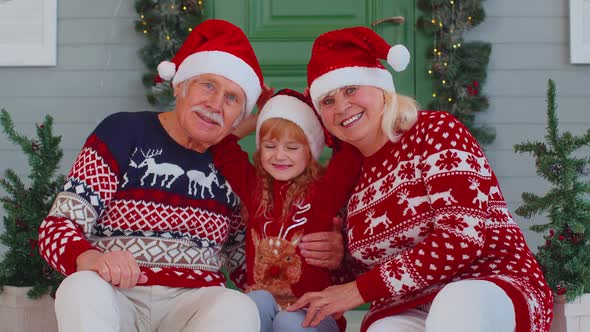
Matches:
[288,27,553,332]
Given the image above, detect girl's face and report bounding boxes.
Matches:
[259,133,311,182]
[318,85,387,155]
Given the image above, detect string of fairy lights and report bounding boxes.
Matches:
[134,0,206,107]
[419,0,494,144]
[133,1,492,143]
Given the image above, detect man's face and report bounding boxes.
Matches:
[174,73,246,151]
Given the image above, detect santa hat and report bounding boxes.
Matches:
[156,19,263,114]
[307,26,410,111]
[256,89,325,160]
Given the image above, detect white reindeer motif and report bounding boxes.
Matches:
[186,163,220,197]
[489,185,501,199]
[397,189,430,215]
[427,185,458,205]
[468,178,488,209]
[364,209,393,236]
[122,148,139,188]
[138,149,185,188]
[220,180,237,205]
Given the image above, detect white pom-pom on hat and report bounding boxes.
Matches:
[387,44,410,72]
[157,61,176,81]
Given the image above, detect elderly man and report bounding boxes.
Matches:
[38,20,341,332]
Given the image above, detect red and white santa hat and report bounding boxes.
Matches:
[256,89,325,160]
[156,19,263,114]
[307,26,410,111]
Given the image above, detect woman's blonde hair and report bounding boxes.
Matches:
[381,92,419,142]
[253,118,324,221]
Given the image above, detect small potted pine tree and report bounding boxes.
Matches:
[0,109,64,332]
[514,79,590,332]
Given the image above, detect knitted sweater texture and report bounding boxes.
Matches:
[38,112,246,288]
[344,111,552,332]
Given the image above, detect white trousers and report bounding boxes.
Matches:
[367,280,516,332]
[54,271,260,332]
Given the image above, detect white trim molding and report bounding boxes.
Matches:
[570,0,590,63]
[0,0,57,66]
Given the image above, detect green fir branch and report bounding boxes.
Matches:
[134,0,205,108]
[514,79,590,301]
[0,109,65,298]
[418,0,494,144]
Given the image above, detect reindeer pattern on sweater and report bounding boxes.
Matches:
[38,112,246,288]
[343,111,552,332]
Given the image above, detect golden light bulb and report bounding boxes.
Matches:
[444,62,448,66]
[183,6,187,10]
[437,51,442,56]
[450,0,454,4]
[428,70,433,75]
[140,15,144,19]
[442,80,447,84]
[448,98,453,102]
[432,93,437,97]
[431,19,436,24]
[166,35,171,41]
[143,30,148,34]
[188,28,193,32]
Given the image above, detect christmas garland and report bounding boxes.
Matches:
[514,80,590,301]
[133,1,493,144]
[134,0,205,108]
[418,0,495,144]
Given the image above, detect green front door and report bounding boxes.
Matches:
[206,0,431,154]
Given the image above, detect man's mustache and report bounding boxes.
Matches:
[191,107,224,126]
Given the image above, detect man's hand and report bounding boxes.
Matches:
[76,250,148,288]
[299,217,344,270]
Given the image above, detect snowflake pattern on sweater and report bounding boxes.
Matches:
[38,112,246,288]
[345,111,552,332]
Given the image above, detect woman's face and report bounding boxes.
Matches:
[317,85,386,154]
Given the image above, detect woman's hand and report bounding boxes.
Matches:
[287,281,364,327]
[299,217,344,270]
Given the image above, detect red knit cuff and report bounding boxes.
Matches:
[356,266,391,302]
[61,242,100,276]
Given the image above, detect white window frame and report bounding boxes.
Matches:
[0,0,57,66]
[570,0,590,63]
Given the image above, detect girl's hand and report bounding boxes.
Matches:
[286,282,364,327]
[256,83,275,111]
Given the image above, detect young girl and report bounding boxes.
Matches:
[210,89,363,332]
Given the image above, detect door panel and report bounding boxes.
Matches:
[208,0,424,93]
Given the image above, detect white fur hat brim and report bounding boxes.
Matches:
[169,51,262,114]
[256,95,325,160]
[309,66,395,111]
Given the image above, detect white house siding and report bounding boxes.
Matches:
[467,0,590,250]
[1,0,589,255]
[0,0,152,253]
